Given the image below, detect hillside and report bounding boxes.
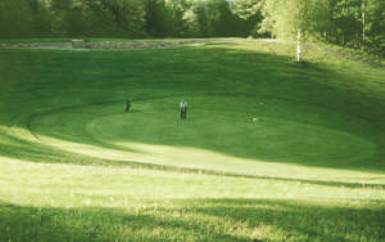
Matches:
[0,38,384,242]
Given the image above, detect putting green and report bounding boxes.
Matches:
[29,95,375,178]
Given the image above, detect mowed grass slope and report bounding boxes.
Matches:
[0,39,384,242]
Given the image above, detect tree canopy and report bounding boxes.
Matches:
[0,0,383,55]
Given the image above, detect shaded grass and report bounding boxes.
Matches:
[1,199,384,242]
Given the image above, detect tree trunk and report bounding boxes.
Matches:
[296,29,302,62]
[361,0,366,45]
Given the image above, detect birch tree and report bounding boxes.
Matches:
[260,0,330,62]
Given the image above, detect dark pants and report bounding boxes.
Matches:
[181,109,187,120]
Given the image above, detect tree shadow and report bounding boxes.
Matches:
[0,198,384,242]
[181,198,385,242]
[0,202,245,242]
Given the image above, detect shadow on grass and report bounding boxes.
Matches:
[0,202,243,242]
[184,198,385,242]
[0,198,384,242]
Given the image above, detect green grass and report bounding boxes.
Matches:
[0,38,384,242]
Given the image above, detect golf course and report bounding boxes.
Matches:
[0,38,384,241]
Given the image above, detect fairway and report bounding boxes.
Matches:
[0,39,385,241]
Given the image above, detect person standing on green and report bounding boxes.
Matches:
[180,100,188,120]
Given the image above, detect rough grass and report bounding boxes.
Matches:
[0,38,384,242]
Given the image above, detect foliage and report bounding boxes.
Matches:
[0,1,383,56]
[259,0,385,55]
[0,0,256,38]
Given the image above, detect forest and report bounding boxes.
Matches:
[0,0,384,53]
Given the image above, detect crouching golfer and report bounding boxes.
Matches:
[124,99,131,112]
[180,100,188,120]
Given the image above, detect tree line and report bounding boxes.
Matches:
[0,0,383,55]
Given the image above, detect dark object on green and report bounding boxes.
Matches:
[180,100,188,120]
[124,99,131,112]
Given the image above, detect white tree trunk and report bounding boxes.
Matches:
[296,29,302,62]
[362,0,366,43]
